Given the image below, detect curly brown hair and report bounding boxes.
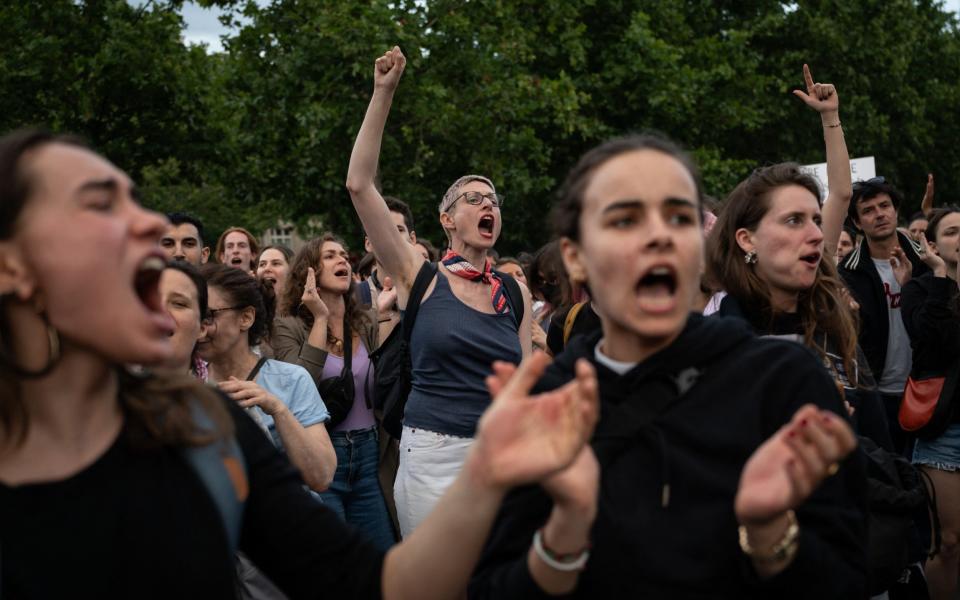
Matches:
[280,234,371,335]
[706,162,859,381]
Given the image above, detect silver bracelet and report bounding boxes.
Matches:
[532,529,590,572]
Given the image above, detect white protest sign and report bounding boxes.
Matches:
[801,156,876,199]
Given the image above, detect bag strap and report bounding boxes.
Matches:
[563,301,587,346]
[918,468,943,559]
[245,357,269,382]
[491,268,525,328]
[341,316,353,382]
[342,316,353,371]
[402,261,439,343]
[181,400,248,556]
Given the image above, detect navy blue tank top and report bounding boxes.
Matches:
[403,272,523,437]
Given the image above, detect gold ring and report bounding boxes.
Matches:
[826,463,840,476]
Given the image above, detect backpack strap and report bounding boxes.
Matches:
[563,302,587,346]
[492,269,525,329]
[181,400,248,556]
[402,261,439,343]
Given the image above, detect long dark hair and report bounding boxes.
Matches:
[281,234,370,336]
[0,129,230,450]
[201,263,276,347]
[707,162,859,380]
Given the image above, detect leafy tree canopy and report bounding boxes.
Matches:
[4,0,958,251]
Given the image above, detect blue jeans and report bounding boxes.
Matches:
[320,427,396,551]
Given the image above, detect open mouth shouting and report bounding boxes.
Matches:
[799,251,821,268]
[229,256,245,267]
[478,214,495,239]
[636,264,678,314]
[134,253,175,334]
[333,265,351,279]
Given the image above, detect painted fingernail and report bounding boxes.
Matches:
[800,419,808,427]
[788,430,797,438]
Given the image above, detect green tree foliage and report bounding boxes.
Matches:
[4,0,959,251]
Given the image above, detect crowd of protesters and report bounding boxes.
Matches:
[1,45,958,600]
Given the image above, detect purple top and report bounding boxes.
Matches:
[324,340,377,432]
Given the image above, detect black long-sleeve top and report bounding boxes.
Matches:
[0,399,384,599]
[469,314,868,600]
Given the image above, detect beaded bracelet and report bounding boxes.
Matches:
[738,510,800,563]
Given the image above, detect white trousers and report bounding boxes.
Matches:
[394,426,473,538]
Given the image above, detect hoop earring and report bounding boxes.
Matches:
[744,250,758,265]
[0,314,62,379]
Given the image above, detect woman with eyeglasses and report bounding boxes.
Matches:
[198,263,338,493]
[346,46,533,538]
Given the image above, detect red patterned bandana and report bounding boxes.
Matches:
[441,250,509,314]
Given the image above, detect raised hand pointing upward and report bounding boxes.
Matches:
[374,46,406,92]
[792,63,839,114]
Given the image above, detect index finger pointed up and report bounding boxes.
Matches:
[306,267,316,287]
[803,63,815,93]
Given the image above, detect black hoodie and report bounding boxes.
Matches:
[469,314,867,600]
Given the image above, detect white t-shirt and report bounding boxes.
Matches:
[872,258,912,394]
[594,340,638,375]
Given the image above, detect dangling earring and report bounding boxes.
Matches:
[0,300,62,379]
[744,250,758,265]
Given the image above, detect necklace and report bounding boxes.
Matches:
[326,327,343,355]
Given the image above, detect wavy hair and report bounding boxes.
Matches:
[707,162,859,380]
[280,233,371,334]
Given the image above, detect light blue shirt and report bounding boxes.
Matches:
[253,359,330,448]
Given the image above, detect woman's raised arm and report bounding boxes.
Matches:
[793,64,851,260]
[345,46,424,296]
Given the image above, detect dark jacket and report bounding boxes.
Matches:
[839,231,929,381]
[469,314,868,600]
[717,294,893,451]
[900,271,960,377]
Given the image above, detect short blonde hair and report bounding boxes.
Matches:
[438,175,496,214]
[438,175,497,244]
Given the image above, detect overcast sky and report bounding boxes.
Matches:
[180,0,960,53]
